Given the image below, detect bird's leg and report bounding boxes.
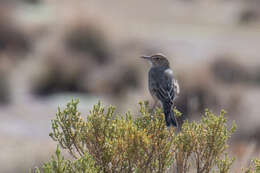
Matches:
[174,117,181,133]
[172,107,181,132]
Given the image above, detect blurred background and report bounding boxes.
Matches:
[1,0,260,172]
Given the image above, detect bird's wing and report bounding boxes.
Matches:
[155,69,179,103]
[173,79,180,100]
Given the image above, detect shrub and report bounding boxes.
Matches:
[32,99,242,173]
[243,159,260,173]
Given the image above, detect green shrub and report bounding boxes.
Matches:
[33,145,99,173]
[32,99,243,173]
[243,159,260,173]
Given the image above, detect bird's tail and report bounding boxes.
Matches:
[162,102,176,127]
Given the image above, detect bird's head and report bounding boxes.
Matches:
[141,54,170,67]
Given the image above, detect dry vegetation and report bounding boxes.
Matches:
[0,0,260,172]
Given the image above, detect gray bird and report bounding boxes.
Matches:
[141,54,180,127]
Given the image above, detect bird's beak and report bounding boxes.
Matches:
[140,55,151,60]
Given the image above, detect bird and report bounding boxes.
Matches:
[141,54,180,127]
